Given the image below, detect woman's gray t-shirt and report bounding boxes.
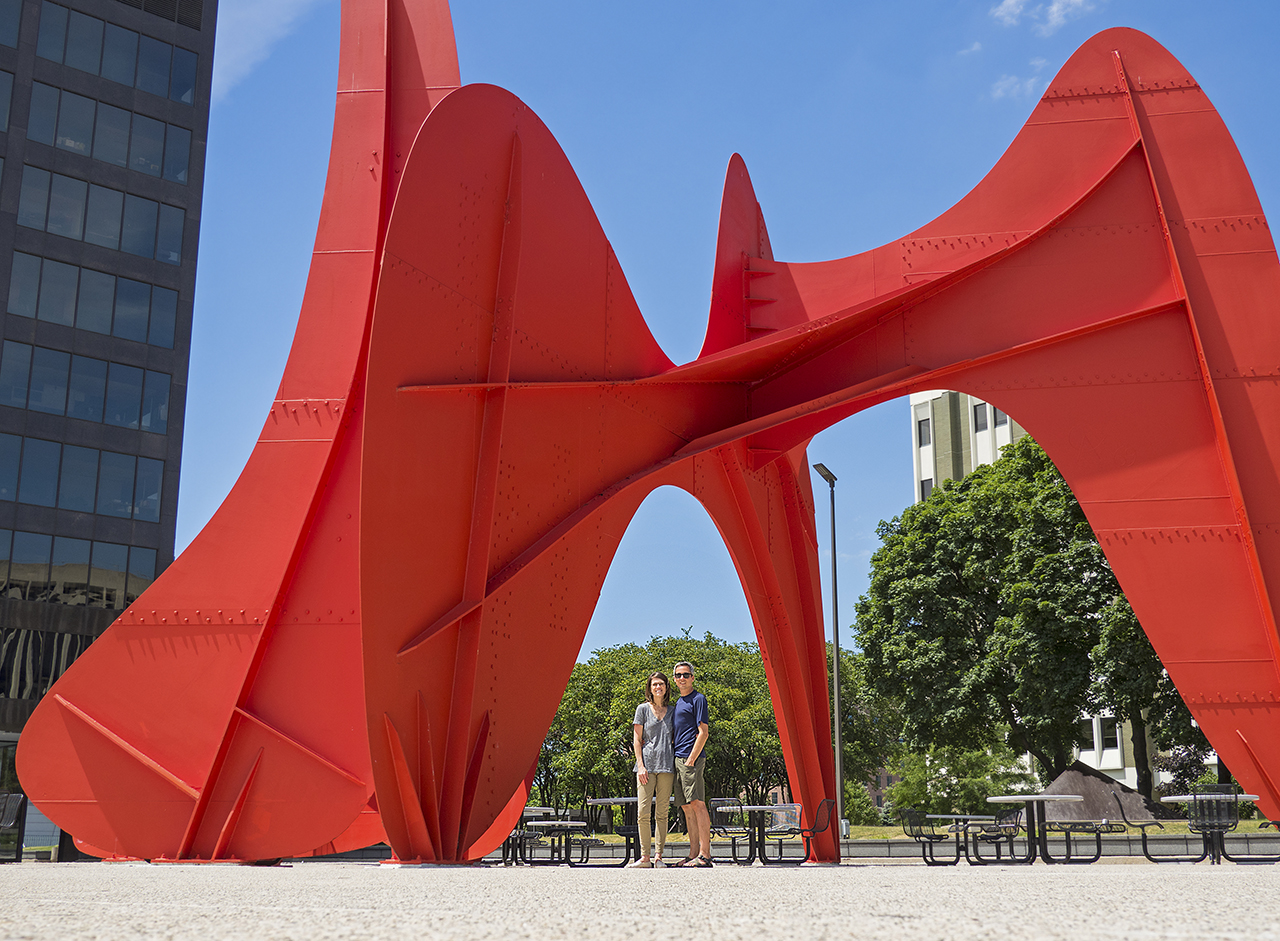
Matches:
[633,702,675,773]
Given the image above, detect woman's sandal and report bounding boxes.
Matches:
[673,856,698,868]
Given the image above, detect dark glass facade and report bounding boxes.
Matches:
[0,0,213,739]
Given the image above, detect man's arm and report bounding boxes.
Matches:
[688,722,709,764]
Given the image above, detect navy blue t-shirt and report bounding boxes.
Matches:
[673,689,709,759]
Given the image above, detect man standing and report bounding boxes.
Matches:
[671,661,712,867]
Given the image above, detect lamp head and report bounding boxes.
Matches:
[813,463,837,486]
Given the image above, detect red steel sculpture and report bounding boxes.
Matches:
[17,1,1280,862]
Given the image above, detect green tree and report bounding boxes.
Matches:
[887,738,1034,815]
[830,645,902,788]
[538,631,792,821]
[539,630,904,825]
[829,644,903,822]
[855,435,1178,783]
[843,777,885,826]
[1088,597,1206,798]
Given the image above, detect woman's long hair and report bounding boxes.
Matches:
[645,671,672,707]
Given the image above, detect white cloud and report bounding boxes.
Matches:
[212,0,328,103]
[991,74,1041,99]
[989,0,1095,35]
[1030,57,1049,71]
[990,0,1029,26]
[1037,0,1093,35]
[958,41,983,56]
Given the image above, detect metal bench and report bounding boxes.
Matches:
[1112,791,1206,864]
[1042,819,1125,863]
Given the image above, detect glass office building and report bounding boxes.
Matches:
[0,0,214,796]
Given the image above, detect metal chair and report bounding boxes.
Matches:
[797,798,836,862]
[0,792,26,864]
[709,798,752,864]
[1192,786,1280,865]
[901,807,961,866]
[967,805,1026,864]
[1189,784,1238,865]
[756,798,836,865]
[1111,791,1206,864]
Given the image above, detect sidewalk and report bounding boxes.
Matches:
[3,857,1280,940]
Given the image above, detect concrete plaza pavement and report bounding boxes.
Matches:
[3,859,1279,941]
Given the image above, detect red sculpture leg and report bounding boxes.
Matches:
[16,0,460,860]
[685,445,838,860]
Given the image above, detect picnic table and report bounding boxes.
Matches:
[987,794,1092,864]
[925,813,995,863]
[500,806,557,865]
[739,803,802,865]
[521,819,591,866]
[586,796,671,866]
[1160,790,1278,864]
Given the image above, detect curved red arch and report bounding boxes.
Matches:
[18,9,1280,864]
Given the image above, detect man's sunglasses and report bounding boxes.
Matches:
[673,672,693,678]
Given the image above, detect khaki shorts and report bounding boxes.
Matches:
[673,753,706,806]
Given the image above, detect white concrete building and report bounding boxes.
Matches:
[909,389,1025,501]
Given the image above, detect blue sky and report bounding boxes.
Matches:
[186,0,1280,658]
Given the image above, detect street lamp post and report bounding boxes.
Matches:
[812,463,843,830]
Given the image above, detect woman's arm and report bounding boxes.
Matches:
[633,722,648,784]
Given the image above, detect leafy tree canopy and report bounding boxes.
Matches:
[538,631,788,816]
[538,631,900,821]
[887,738,1035,816]
[855,435,1200,792]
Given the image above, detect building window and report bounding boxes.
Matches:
[37,2,198,104]
[1101,717,1120,751]
[0,625,93,698]
[1078,718,1095,751]
[0,434,163,522]
[0,530,154,613]
[994,407,1008,427]
[920,478,933,500]
[917,417,931,447]
[973,402,988,432]
[113,0,204,32]
[0,71,13,132]
[28,83,193,184]
[19,166,185,264]
[9,252,179,347]
[0,0,18,47]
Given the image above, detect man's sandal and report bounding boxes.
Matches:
[673,856,699,868]
[689,856,714,868]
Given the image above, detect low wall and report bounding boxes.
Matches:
[288,831,1280,863]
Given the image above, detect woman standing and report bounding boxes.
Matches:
[629,671,675,868]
